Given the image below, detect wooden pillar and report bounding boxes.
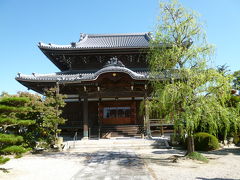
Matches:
[83,96,88,139]
[55,81,60,140]
[98,98,101,139]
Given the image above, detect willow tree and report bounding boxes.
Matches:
[149,0,240,153]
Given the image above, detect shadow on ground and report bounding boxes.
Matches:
[152,148,185,155]
[196,178,240,180]
[0,168,11,173]
[32,148,189,168]
[82,151,145,168]
[34,150,147,168]
[203,147,240,156]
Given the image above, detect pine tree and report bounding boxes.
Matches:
[0,96,35,162]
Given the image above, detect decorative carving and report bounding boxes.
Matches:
[80,33,86,41]
[104,57,125,68]
[63,55,72,70]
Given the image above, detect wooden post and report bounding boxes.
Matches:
[55,81,60,140]
[98,98,101,139]
[83,96,88,139]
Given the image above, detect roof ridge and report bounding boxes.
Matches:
[39,32,152,49]
[86,32,149,37]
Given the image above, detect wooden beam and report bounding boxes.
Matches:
[79,91,145,98]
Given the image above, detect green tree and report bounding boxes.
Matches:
[0,89,66,163]
[18,88,66,146]
[0,96,35,162]
[149,0,240,154]
[233,70,240,90]
[42,88,66,142]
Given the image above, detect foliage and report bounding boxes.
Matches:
[217,64,230,76]
[0,88,66,163]
[233,135,240,145]
[18,88,66,145]
[148,0,240,153]
[0,156,10,164]
[0,145,28,155]
[186,151,209,163]
[0,97,30,106]
[194,132,219,151]
[0,134,23,144]
[233,70,240,90]
[228,96,240,107]
[0,95,35,158]
[42,88,66,141]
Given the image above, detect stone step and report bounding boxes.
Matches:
[64,138,169,150]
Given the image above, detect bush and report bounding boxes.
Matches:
[0,156,10,164]
[233,135,240,145]
[186,152,209,163]
[0,145,28,155]
[194,132,219,151]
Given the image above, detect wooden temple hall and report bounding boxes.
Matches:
[16,33,154,139]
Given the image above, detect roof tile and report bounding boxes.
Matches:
[38,33,151,49]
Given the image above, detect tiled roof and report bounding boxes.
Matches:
[38,33,151,50]
[16,66,150,83]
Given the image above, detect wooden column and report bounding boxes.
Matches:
[83,96,88,139]
[98,98,101,139]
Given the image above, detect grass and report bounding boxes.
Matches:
[186,152,209,163]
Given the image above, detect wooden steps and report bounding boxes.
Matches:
[99,125,143,138]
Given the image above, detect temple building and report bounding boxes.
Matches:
[16,33,154,139]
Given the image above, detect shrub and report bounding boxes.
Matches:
[194,132,219,151]
[0,145,28,155]
[0,156,10,164]
[186,152,209,163]
[233,135,240,145]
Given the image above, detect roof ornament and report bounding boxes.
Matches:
[147,32,153,39]
[104,57,125,68]
[79,33,86,41]
[17,72,21,78]
[71,42,76,47]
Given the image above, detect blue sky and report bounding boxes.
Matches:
[0,0,240,94]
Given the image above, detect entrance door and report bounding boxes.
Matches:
[99,101,136,125]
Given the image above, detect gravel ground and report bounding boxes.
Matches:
[138,147,240,180]
[0,147,240,180]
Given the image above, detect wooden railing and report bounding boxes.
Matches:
[149,119,174,135]
[149,119,173,126]
[60,121,82,129]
